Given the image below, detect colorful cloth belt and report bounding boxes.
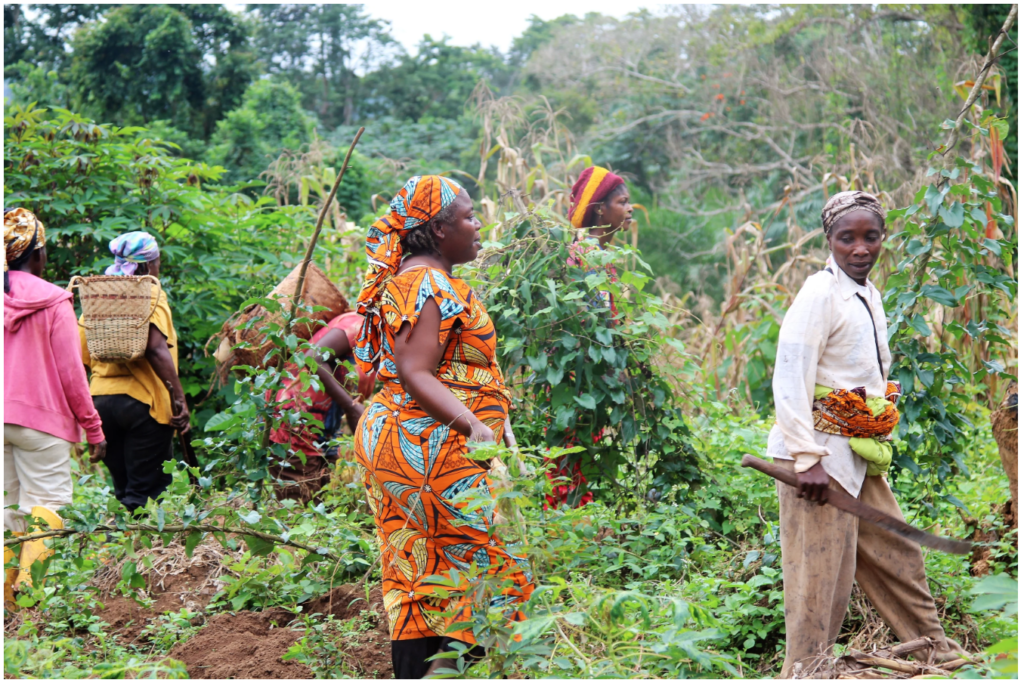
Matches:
[812,382,901,476]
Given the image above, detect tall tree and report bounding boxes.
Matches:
[69,5,206,132]
[209,79,316,185]
[4,4,106,73]
[247,4,395,128]
[175,5,259,139]
[369,37,510,122]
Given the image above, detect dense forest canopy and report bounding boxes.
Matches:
[5,3,1016,299]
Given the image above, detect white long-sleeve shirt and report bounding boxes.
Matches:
[766,256,891,497]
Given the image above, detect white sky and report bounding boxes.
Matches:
[230,1,646,54]
[366,0,640,53]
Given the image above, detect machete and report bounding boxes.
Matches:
[741,454,971,555]
[166,381,200,486]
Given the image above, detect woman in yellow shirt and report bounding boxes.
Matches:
[81,232,189,513]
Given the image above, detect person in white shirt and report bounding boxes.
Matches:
[768,191,964,677]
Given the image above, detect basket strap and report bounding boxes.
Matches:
[132,276,162,329]
[66,276,90,329]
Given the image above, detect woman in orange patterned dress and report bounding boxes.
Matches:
[352,176,533,678]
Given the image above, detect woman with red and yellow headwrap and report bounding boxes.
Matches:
[352,176,532,678]
[542,167,635,510]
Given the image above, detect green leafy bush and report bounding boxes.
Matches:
[467,209,702,504]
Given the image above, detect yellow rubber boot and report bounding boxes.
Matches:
[13,507,62,592]
[4,541,19,612]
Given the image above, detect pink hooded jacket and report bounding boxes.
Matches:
[4,270,104,444]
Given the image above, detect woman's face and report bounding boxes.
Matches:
[826,210,884,284]
[29,246,46,278]
[136,256,161,278]
[601,184,633,230]
[435,192,482,265]
[590,184,633,247]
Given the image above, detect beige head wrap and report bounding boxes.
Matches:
[4,208,45,272]
[821,191,886,236]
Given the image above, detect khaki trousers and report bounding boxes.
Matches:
[4,424,73,533]
[775,459,956,678]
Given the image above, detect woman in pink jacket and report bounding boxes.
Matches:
[3,208,106,612]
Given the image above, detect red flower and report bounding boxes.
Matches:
[700,112,713,122]
[715,93,725,101]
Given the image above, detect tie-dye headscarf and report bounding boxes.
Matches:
[353,175,463,372]
[568,166,625,229]
[105,231,160,276]
[4,208,46,292]
[821,191,886,237]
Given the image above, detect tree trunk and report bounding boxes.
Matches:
[991,380,1018,528]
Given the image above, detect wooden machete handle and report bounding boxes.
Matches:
[741,454,799,488]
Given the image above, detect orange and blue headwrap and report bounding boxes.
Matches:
[353,175,462,372]
[568,166,625,229]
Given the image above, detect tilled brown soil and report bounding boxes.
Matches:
[167,607,312,679]
[97,564,217,644]
[166,583,392,679]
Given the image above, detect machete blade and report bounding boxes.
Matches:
[741,455,972,555]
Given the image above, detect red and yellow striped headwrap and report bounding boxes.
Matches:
[568,166,625,229]
[354,175,462,372]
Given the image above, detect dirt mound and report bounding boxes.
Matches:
[164,584,392,679]
[303,583,392,679]
[98,564,218,643]
[168,608,312,679]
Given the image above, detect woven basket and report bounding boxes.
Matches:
[221,263,348,371]
[68,275,161,363]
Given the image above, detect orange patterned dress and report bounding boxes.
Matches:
[353,266,533,643]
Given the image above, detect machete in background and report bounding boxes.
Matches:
[166,381,199,486]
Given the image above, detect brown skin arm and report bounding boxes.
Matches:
[307,327,364,433]
[393,298,494,443]
[796,461,830,505]
[144,324,190,433]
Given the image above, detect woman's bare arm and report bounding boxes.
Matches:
[145,324,190,433]
[308,328,364,432]
[393,298,493,442]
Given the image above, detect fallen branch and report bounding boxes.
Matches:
[4,523,342,564]
[853,655,919,675]
[940,5,1017,158]
[888,637,934,658]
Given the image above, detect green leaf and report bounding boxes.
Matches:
[905,238,930,256]
[204,411,238,432]
[511,615,557,645]
[938,201,964,228]
[184,531,203,558]
[920,285,957,307]
[986,637,1018,655]
[969,574,1018,616]
[924,185,945,215]
[982,238,1002,256]
[574,394,597,411]
[244,535,276,557]
[238,509,261,525]
[990,119,1009,141]
[908,314,931,338]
